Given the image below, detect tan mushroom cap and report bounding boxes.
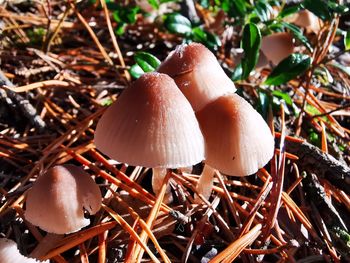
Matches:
[25,165,102,235]
[158,42,236,112]
[94,72,205,168]
[287,10,321,33]
[196,93,274,176]
[0,238,48,263]
[261,32,294,65]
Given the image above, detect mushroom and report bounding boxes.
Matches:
[158,42,236,112]
[260,32,294,66]
[94,72,205,203]
[195,93,274,200]
[286,10,321,33]
[0,238,48,263]
[24,164,102,257]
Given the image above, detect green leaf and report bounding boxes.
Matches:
[330,61,350,77]
[278,4,301,18]
[327,2,349,14]
[164,13,192,35]
[231,63,243,81]
[191,27,221,50]
[282,22,313,52]
[191,27,207,42]
[129,64,145,79]
[252,0,273,22]
[302,0,332,21]
[345,31,350,50]
[241,23,261,79]
[134,52,161,72]
[221,0,247,19]
[115,23,126,35]
[257,90,270,120]
[265,53,311,85]
[147,0,159,9]
[112,6,139,24]
[271,90,293,106]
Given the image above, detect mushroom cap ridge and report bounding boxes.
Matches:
[196,93,274,176]
[94,72,205,168]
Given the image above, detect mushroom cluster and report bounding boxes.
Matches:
[94,42,274,203]
[95,72,205,203]
[158,42,274,200]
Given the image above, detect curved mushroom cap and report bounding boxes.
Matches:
[196,94,274,176]
[287,10,321,33]
[261,32,294,65]
[94,72,205,168]
[25,165,102,234]
[158,43,236,111]
[0,238,48,263]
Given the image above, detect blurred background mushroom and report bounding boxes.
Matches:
[286,9,322,33]
[94,72,205,203]
[260,32,294,66]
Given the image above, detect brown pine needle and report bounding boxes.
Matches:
[79,243,90,263]
[4,80,70,93]
[102,204,161,263]
[90,149,171,212]
[70,150,171,213]
[210,224,262,263]
[134,170,171,262]
[42,222,118,260]
[321,122,328,153]
[98,231,108,263]
[262,104,286,241]
[69,2,114,66]
[109,191,171,263]
[100,0,130,81]
[274,132,304,143]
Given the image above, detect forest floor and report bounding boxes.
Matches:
[0,1,350,262]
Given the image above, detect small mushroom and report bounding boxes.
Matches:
[0,238,48,263]
[260,32,294,66]
[195,94,274,200]
[286,10,321,33]
[94,72,205,203]
[158,42,236,112]
[24,164,102,258]
[25,164,102,234]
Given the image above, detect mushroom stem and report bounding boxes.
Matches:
[195,164,216,202]
[29,233,63,259]
[152,168,173,204]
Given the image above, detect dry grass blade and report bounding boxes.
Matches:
[210,224,262,263]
